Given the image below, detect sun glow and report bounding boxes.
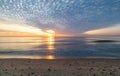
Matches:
[0,21,56,36]
[46,30,55,34]
[46,30,55,36]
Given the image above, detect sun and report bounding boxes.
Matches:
[46,30,55,34]
[46,30,55,36]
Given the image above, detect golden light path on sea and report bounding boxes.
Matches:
[0,35,55,60]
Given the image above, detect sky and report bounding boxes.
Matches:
[0,0,120,36]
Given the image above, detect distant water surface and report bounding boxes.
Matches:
[0,36,120,59]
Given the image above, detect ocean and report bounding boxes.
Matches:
[0,36,120,59]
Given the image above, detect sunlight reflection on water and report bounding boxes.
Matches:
[0,36,120,59]
[0,36,55,59]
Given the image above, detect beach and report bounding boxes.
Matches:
[0,59,120,76]
[0,0,120,76]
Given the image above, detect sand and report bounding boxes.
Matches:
[0,59,120,76]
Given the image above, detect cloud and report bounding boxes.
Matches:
[0,0,120,34]
[84,24,120,35]
[0,20,45,35]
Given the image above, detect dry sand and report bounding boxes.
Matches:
[0,59,120,76]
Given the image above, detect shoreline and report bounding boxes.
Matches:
[0,57,120,60]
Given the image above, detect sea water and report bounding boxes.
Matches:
[0,36,120,59]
